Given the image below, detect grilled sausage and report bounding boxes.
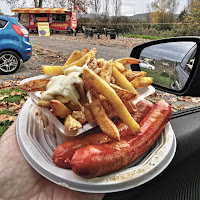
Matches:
[69,100,172,178]
[53,100,153,168]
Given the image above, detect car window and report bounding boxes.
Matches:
[0,19,8,28]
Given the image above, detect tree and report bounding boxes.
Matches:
[91,0,101,15]
[5,0,91,14]
[103,0,110,16]
[112,0,122,23]
[186,0,200,24]
[178,8,188,22]
[148,0,179,23]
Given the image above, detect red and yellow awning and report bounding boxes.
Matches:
[12,8,70,14]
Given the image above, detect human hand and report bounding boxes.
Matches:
[0,122,104,200]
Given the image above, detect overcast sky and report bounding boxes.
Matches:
[1,0,188,16]
[121,0,188,15]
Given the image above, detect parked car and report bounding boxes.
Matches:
[0,15,32,74]
[139,60,155,70]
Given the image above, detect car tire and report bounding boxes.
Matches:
[0,51,21,75]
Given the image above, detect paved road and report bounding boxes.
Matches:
[29,34,132,60]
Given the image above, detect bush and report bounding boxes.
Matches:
[161,71,170,77]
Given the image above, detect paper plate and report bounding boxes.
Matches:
[16,98,176,193]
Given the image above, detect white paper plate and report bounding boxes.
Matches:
[16,98,176,193]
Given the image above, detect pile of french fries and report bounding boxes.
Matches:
[20,48,153,140]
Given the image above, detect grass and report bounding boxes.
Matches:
[0,110,15,115]
[0,86,26,137]
[0,121,13,137]
[122,34,164,40]
[143,69,173,88]
[0,87,25,95]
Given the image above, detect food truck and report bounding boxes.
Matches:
[11,8,77,33]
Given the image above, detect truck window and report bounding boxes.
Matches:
[52,14,66,22]
[35,13,48,22]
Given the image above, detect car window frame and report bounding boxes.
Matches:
[0,19,8,29]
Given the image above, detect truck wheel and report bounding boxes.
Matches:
[0,51,21,74]
[50,29,54,34]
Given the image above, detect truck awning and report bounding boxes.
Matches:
[12,8,70,14]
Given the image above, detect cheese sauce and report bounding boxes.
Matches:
[41,66,84,109]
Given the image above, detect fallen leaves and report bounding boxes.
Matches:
[0,82,29,135]
[0,80,20,89]
[0,115,17,122]
[17,75,26,79]
[149,91,200,111]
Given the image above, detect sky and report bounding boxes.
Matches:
[0,0,188,16]
[121,0,188,16]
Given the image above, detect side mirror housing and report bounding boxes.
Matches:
[130,37,200,97]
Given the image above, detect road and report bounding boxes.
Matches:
[29,34,132,60]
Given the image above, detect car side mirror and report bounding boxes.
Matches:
[130,37,200,97]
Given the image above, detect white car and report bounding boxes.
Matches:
[139,60,155,70]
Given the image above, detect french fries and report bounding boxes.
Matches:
[83,68,140,135]
[113,61,127,72]
[38,100,51,109]
[123,70,146,81]
[110,83,137,100]
[81,48,89,57]
[54,95,69,104]
[42,65,63,75]
[112,66,138,99]
[64,50,82,66]
[115,58,141,65]
[99,59,113,83]
[50,100,72,119]
[137,77,153,88]
[89,90,120,140]
[72,111,87,124]
[19,79,49,92]
[63,48,96,69]
[64,115,82,130]
[131,77,153,89]
[20,48,154,138]
[97,58,105,68]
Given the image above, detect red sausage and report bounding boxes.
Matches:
[69,100,172,178]
[53,100,153,168]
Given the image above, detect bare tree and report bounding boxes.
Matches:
[6,0,91,14]
[112,0,122,23]
[91,0,101,15]
[103,0,110,16]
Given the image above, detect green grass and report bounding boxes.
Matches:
[0,121,14,137]
[0,95,25,103]
[0,87,25,95]
[143,69,173,88]
[122,34,164,40]
[0,86,26,137]
[0,110,15,115]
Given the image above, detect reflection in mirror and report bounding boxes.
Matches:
[139,41,197,91]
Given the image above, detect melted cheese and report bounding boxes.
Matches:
[41,66,84,109]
